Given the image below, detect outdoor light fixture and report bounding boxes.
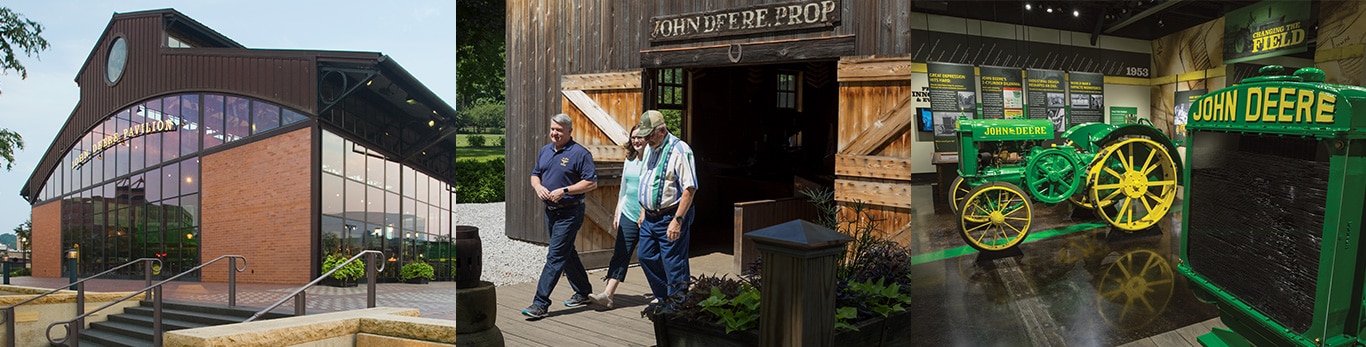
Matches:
[1073,10,1079,17]
[428,120,436,127]
[1025,3,1031,10]
[66,247,79,260]
[406,99,417,105]
[1046,7,1053,13]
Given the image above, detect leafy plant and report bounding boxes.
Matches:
[672,274,759,324]
[467,134,487,147]
[698,285,761,333]
[454,157,506,203]
[322,253,364,281]
[401,261,435,281]
[847,278,911,317]
[834,306,859,332]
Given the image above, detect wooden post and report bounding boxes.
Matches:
[745,219,853,347]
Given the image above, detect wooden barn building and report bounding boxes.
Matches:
[504,0,912,271]
[20,9,457,284]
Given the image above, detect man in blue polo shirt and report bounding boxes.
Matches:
[522,113,598,319]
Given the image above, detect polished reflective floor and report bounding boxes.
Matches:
[909,184,1218,346]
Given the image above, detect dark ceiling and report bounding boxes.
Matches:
[912,0,1301,42]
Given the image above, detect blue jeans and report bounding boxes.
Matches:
[605,215,641,282]
[531,204,592,310]
[637,208,694,306]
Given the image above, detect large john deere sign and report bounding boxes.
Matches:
[1223,0,1312,64]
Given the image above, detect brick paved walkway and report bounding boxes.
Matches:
[1,276,455,320]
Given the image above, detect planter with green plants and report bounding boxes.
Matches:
[321,253,365,287]
[402,261,435,284]
[651,189,911,346]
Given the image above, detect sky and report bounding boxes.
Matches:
[0,1,456,235]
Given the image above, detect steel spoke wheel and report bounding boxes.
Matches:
[1096,250,1174,329]
[949,176,972,214]
[1025,148,1082,204]
[958,182,1032,252]
[1087,138,1178,231]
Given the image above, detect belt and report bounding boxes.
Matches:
[546,200,583,211]
[643,205,679,218]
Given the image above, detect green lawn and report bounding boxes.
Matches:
[456,133,505,162]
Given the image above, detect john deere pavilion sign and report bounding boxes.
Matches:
[1223,0,1312,64]
[649,0,841,43]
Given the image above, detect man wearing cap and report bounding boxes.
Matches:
[634,110,698,312]
[522,113,597,319]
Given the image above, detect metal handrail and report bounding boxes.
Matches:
[245,250,384,322]
[1,258,161,347]
[45,255,247,347]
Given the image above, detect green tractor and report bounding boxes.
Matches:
[1179,66,1366,347]
[949,117,1182,252]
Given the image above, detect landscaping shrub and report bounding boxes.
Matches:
[672,188,911,334]
[467,134,487,148]
[322,253,364,281]
[455,158,506,203]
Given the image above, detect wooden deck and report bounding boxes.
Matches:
[493,252,737,346]
[488,252,1225,346]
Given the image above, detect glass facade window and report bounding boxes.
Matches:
[41,92,308,278]
[320,129,454,281]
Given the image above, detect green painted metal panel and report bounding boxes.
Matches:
[958,118,1055,141]
[1179,66,1366,347]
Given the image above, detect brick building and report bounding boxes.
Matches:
[19,9,456,284]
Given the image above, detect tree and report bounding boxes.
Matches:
[0,8,48,171]
[0,7,50,94]
[455,0,506,107]
[12,219,30,254]
[0,129,20,171]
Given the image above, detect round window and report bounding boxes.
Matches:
[106,37,127,84]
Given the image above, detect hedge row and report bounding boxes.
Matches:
[455,158,506,203]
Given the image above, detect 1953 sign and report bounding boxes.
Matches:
[649,0,841,43]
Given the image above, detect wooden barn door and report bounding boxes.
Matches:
[559,71,644,266]
[835,57,913,245]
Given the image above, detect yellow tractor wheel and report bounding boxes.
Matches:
[958,182,1032,252]
[1087,138,1179,231]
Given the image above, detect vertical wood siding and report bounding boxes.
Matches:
[733,197,819,273]
[835,57,913,246]
[506,0,910,244]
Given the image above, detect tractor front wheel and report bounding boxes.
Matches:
[959,182,1033,252]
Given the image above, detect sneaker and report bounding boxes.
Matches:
[589,293,614,309]
[521,306,548,319]
[564,293,592,307]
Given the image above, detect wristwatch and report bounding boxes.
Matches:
[562,187,570,194]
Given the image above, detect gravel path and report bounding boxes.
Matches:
[454,202,549,286]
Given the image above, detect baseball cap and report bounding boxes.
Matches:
[635,110,665,137]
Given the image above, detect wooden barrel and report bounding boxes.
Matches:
[455,225,483,289]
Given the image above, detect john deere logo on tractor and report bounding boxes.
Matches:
[1191,86,1336,124]
[983,126,1049,136]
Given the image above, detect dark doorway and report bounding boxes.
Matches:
[673,61,840,254]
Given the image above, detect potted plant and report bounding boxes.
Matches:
[401,261,435,284]
[652,189,911,346]
[321,253,364,287]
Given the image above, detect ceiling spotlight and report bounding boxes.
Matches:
[1046,7,1053,13]
[1025,3,1032,10]
[1158,19,1165,27]
[1073,10,1080,17]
